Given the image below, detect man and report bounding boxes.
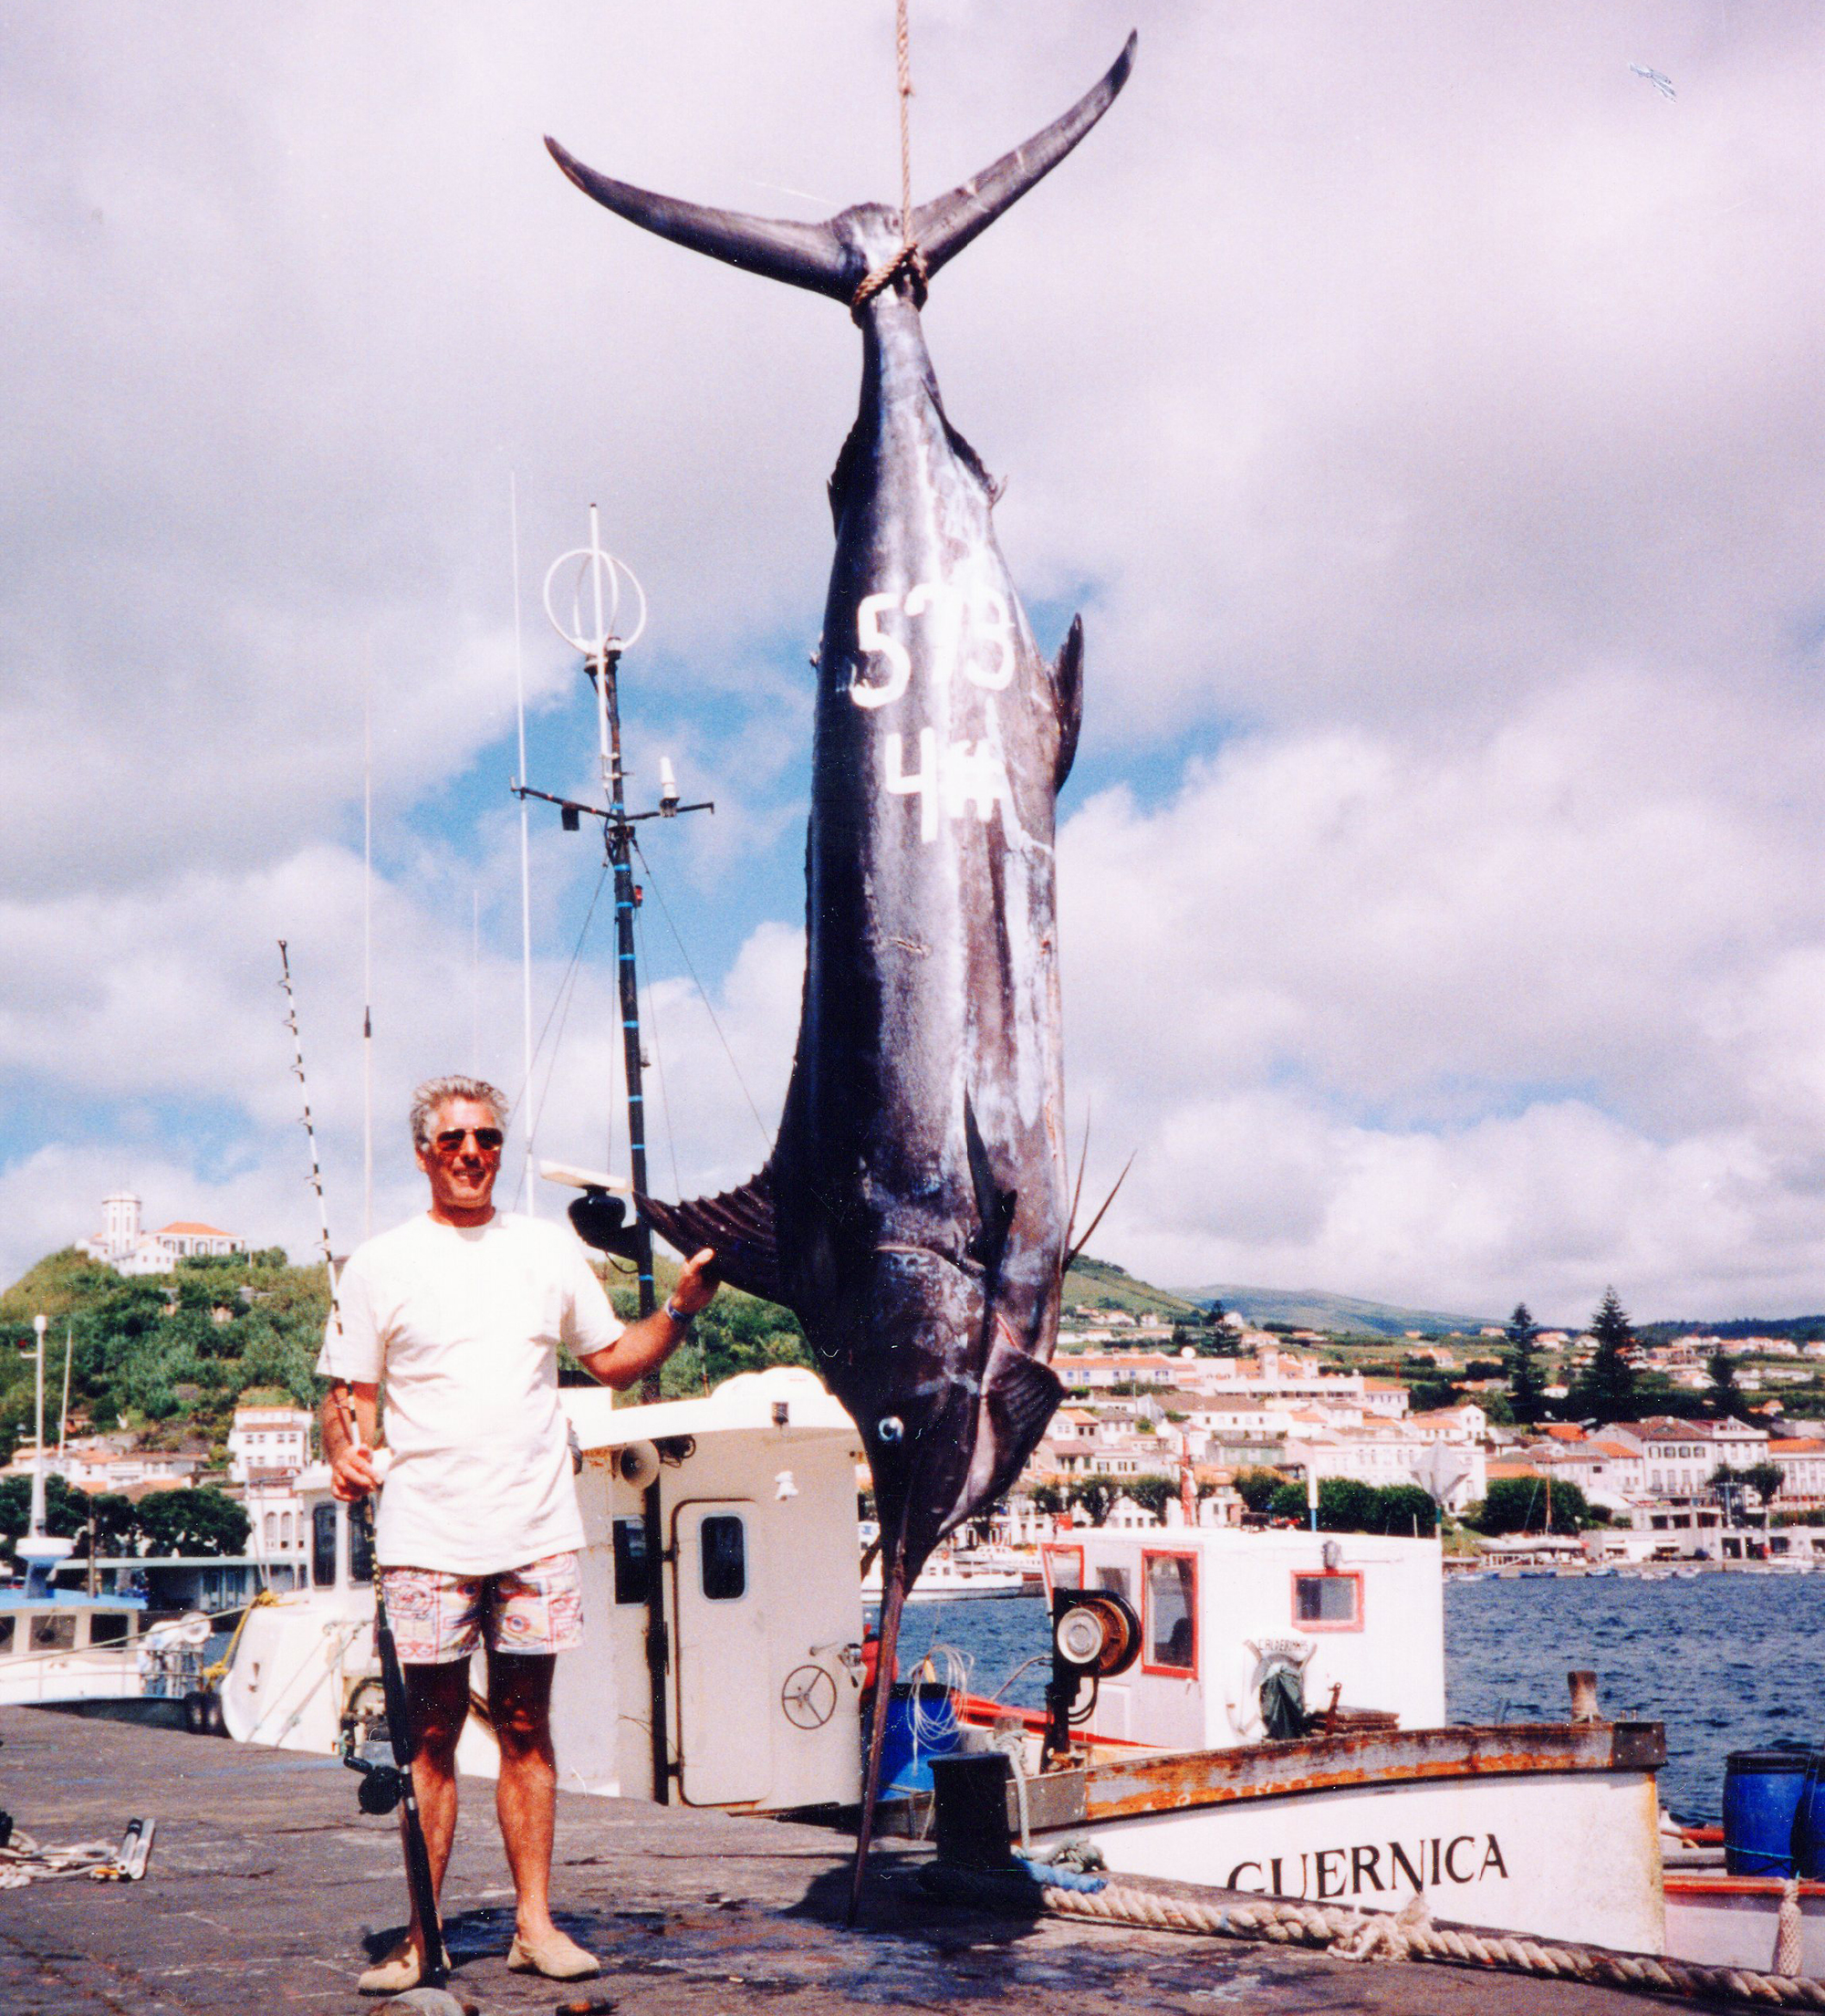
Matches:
[319,1074,718,1994]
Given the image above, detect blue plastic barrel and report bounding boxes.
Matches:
[1794,1759,1825,1879]
[1724,1749,1812,1876]
[876,1681,964,1794]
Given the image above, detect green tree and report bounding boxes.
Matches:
[1371,1484,1439,1538]
[1267,1477,1382,1532]
[1507,1301,1546,1426]
[1125,1475,1177,1520]
[1572,1288,1638,1420]
[0,1471,87,1563]
[1473,1474,1591,1535]
[76,1491,142,1558]
[135,1488,250,1557]
[1708,1352,1751,1422]
[1232,1468,1284,1514]
[1027,1481,1067,1517]
[1069,1478,1116,1527]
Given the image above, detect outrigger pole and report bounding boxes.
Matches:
[276,941,447,1988]
[515,506,712,1400]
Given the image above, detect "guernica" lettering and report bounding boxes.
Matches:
[1225,1833,1509,1903]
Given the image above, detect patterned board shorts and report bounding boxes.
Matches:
[381,1551,584,1664]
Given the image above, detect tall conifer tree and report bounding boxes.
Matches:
[1507,1300,1546,1424]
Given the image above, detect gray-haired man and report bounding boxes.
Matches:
[319,1075,717,1993]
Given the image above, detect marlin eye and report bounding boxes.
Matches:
[876,1415,903,1445]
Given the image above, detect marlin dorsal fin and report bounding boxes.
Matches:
[639,1173,779,1304]
[1051,617,1084,789]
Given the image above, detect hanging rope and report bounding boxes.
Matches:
[852,0,928,319]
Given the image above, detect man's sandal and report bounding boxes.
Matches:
[507,1927,600,1979]
[357,1941,423,1995]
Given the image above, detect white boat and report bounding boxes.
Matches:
[0,1577,150,1706]
[862,1554,1031,1603]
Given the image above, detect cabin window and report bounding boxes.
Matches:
[1142,1551,1197,1675]
[1095,1564,1132,1603]
[1293,1571,1363,1631]
[0,1615,13,1653]
[612,1518,651,1605]
[90,1612,130,1645]
[699,1514,746,1602]
[1041,1544,1084,1597]
[349,1511,373,1586]
[312,1503,339,1587]
[32,1613,77,1651]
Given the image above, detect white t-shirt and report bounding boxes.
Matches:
[316,1211,623,1574]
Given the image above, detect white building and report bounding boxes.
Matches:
[227,1403,313,1486]
[78,1190,246,1278]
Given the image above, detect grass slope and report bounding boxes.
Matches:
[1173,1281,1495,1338]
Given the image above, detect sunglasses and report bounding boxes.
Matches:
[432,1126,504,1154]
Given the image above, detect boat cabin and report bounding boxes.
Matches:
[0,1589,148,1704]
[1041,1526,1444,1751]
[224,1367,869,1817]
[548,1366,867,1810]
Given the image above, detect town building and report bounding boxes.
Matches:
[78,1189,246,1278]
[226,1402,313,1486]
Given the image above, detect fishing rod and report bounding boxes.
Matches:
[276,940,447,1990]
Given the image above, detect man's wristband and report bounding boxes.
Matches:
[662,1296,692,1330]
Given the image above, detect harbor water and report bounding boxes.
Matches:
[881,1572,1825,1823]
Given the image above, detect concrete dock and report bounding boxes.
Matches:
[0,1706,1680,2014]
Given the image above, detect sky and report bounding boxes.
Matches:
[5,3,1825,1327]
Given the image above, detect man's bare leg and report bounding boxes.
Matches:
[401,1657,471,1964]
[487,1649,559,1942]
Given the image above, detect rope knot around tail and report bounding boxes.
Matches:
[851,241,929,321]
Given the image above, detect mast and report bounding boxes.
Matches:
[520,507,711,1400]
[511,475,537,1217]
[29,1313,46,1540]
[363,668,374,1240]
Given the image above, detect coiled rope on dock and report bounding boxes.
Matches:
[924,1857,1825,2009]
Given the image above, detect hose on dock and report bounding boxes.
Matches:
[923,1856,1825,2008]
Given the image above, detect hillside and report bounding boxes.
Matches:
[0,1243,809,1462]
[1062,1255,1202,1321]
[1173,1281,1494,1338]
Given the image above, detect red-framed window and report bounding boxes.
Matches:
[1041,1542,1084,1599]
[1291,1569,1364,1632]
[1142,1550,1198,1676]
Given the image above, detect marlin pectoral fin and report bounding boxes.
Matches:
[1051,617,1084,789]
[912,33,1137,280]
[962,1095,1017,1281]
[639,1173,780,1302]
[959,1330,1064,1517]
[544,138,855,298]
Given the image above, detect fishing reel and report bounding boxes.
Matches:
[342,1750,410,1815]
[1042,1587,1141,1770]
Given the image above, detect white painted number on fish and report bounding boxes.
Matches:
[850,580,1015,708]
[884,716,1017,844]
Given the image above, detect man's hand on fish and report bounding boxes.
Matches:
[577,1247,722,1390]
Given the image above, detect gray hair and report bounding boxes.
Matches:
[411,1075,510,1152]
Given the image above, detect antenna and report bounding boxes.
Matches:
[362,663,374,1241]
[277,940,343,1338]
[515,507,712,1393]
[511,474,537,1217]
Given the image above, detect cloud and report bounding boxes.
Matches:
[7,5,1825,1326]
[1058,672,1825,1319]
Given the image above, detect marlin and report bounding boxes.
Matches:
[548,31,1135,1911]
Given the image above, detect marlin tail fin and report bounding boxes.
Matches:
[547,33,1135,303]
